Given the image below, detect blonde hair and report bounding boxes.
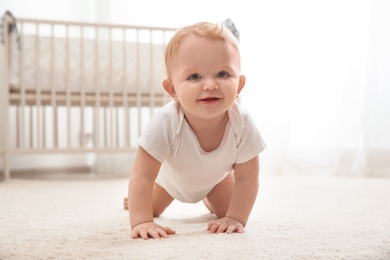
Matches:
[164,21,240,78]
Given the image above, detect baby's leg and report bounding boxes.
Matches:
[124,182,174,217]
[203,171,234,218]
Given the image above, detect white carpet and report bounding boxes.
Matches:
[0,174,389,260]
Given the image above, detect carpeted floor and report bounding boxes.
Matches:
[0,174,389,259]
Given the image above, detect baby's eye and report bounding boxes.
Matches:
[217,71,228,78]
[188,73,201,80]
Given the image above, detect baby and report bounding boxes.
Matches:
[126,21,266,239]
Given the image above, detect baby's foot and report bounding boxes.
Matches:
[123,197,128,210]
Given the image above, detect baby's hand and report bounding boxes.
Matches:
[207,217,244,234]
[131,222,176,240]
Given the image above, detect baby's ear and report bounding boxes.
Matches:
[163,79,177,100]
[237,75,246,95]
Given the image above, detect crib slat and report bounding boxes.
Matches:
[19,22,26,149]
[115,108,120,148]
[42,106,46,148]
[80,26,85,148]
[15,107,20,148]
[50,24,58,149]
[65,25,72,148]
[93,27,100,148]
[149,31,155,116]
[122,28,130,148]
[35,23,42,149]
[136,30,142,139]
[109,27,114,148]
[29,107,33,148]
[104,108,108,147]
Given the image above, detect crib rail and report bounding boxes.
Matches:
[1,12,176,179]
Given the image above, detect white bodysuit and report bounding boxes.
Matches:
[138,101,266,203]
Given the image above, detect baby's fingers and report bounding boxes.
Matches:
[207,218,244,234]
[149,228,168,239]
[227,224,243,234]
[131,228,152,240]
[131,226,176,240]
[162,226,176,235]
[208,221,228,233]
[131,228,163,240]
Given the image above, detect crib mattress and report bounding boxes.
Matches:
[9,34,167,95]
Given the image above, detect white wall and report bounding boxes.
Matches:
[1,0,94,22]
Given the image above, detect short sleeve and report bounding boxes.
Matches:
[235,109,267,164]
[137,102,179,162]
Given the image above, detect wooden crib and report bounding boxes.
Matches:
[0,11,176,180]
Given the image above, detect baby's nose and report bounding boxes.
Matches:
[203,79,219,90]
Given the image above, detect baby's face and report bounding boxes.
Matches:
[168,34,243,122]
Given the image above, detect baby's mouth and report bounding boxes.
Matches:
[200,97,220,102]
[198,97,221,105]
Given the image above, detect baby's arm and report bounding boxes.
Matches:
[128,147,176,239]
[208,155,260,233]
